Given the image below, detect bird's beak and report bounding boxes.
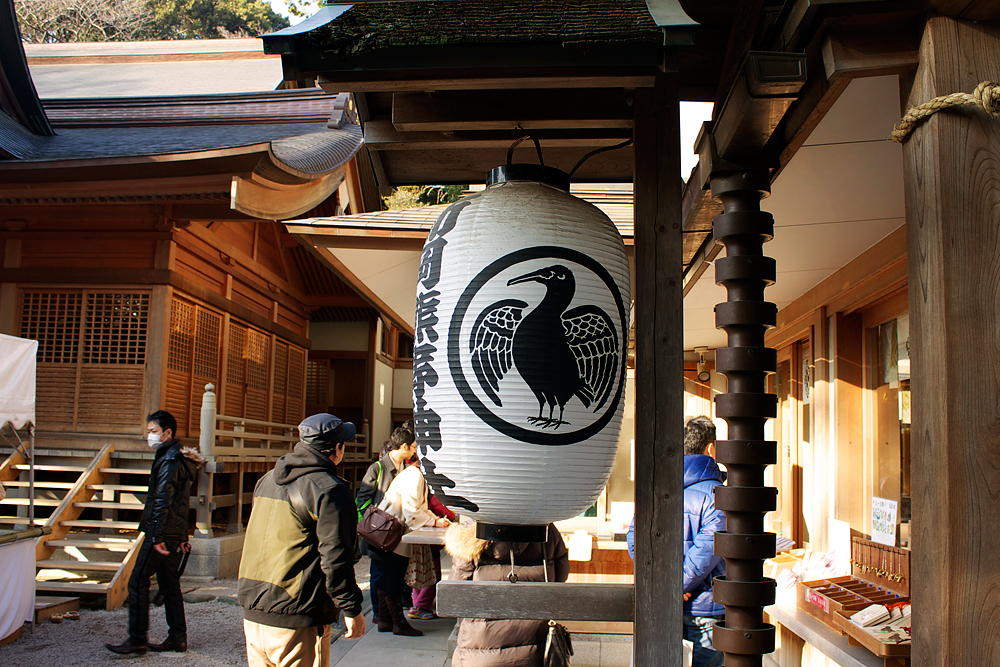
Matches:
[508,268,547,286]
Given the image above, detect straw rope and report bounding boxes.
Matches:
[891,81,1000,143]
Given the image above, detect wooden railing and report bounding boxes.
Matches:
[193,384,370,537]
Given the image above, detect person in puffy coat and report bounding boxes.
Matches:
[106,410,202,656]
[681,416,726,667]
[445,522,569,667]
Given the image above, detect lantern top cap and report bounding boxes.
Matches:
[487,164,570,191]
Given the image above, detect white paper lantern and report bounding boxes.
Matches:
[413,165,630,527]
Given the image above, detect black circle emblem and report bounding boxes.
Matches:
[448,246,627,446]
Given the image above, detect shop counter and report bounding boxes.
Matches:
[765,603,891,667]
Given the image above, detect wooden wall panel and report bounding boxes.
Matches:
[277,304,307,337]
[211,220,256,259]
[254,223,286,280]
[20,239,156,269]
[174,246,227,296]
[231,279,273,321]
[36,366,77,430]
[77,366,144,433]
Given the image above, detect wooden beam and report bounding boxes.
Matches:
[919,0,1000,19]
[436,581,634,622]
[822,23,920,82]
[633,66,684,667]
[391,89,634,132]
[903,17,1000,667]
[0,268,171,285]
[289,229,427,252]
[318,70,658,94]
[304,294,371,308]
[231,170,345,221]
[365,119,633,150]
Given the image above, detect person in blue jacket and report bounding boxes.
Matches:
[626,416,726,667]
[680,416,726,667]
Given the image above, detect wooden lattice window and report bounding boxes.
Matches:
[20,289,149,433]
[194,310,221,379]
[305,358,329,416]
[287,346,306,424]
[20,292,82,363]
[168,300,194,372]
[83,293,148,364]
[166,297,222,437]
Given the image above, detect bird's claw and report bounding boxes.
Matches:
[527,417,570,430]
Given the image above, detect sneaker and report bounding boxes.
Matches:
[407,608,438,620]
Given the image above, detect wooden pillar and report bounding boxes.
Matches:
[0,238,21,336]
[902,17,1000,667]
[633,65,684,667]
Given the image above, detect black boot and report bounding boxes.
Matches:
[388,594,423,637]
[149,635,187,653]
[376,590,394,633]
[105,639,148,655]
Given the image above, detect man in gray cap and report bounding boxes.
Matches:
[238,413,365,667]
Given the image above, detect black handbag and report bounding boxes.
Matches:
[543,620,573,667]
[542,535,572,667]
[357,504,405,552]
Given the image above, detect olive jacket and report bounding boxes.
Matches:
[238,442,364,628]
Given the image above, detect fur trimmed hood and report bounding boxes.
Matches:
[180,445,204,468]
[445,522,491,563]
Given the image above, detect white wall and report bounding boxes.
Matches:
[393,367,413,410]
[310,321,369,352]
[371,358,394,451]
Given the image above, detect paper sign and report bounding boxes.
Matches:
[871,497,898,546]
[806,588,829,613]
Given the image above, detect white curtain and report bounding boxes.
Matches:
[0,539,35,641]
[0,333,37,429]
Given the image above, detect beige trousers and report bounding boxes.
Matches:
[243,619,331,667]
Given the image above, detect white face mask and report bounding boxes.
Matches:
[147,432,164,448]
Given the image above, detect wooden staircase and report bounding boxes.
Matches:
[0,445,150,610]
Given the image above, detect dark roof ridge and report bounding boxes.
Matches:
[303,0,661,55]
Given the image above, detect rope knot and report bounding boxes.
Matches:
[893,80,1000,143]
[973,81,1000,115]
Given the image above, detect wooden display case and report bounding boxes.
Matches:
[796,537,911,664]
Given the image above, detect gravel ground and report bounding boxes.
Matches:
[1,559,373,667]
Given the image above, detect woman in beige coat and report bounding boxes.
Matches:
[445,522,570,667]
[377,462,449,636]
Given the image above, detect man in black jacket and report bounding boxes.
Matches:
[238,413,365,667]
[107,410,202,655]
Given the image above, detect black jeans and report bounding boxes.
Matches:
[127,538,186,643]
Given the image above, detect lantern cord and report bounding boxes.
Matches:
[506,131,545,168]
[567,138,634,181]
[508,549,518,583]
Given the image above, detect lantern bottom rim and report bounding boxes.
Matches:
[475,521,549,543]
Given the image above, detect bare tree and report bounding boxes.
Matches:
[15,0,152,43]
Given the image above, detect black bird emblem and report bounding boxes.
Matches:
[470,265,620,429]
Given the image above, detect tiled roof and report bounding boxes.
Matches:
[304,0,661,55]
[42,90,336,127]
[2,90,362,177]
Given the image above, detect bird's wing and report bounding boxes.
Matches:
[470,299,526,407]
[562,305,620,411]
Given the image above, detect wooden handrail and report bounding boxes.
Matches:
[215,414,299,431]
